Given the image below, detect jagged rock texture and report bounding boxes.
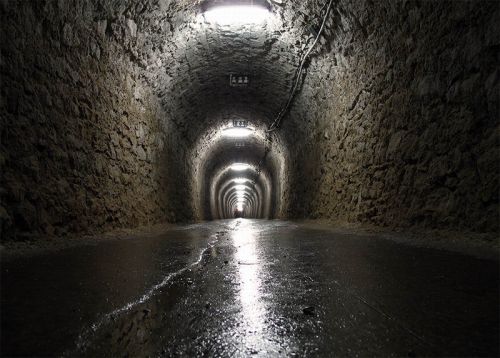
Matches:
[1,0,498,240]
[284,0,499,233]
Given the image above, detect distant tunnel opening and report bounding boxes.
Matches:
[191,118,287,220]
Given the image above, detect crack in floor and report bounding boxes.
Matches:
[69,226,235,356]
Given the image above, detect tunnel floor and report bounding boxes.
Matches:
[1,220,498,357]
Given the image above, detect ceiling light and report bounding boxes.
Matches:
[203,5,270,25]
[233,178,249,184]
[230,163,252,171]
[223,127,253,138]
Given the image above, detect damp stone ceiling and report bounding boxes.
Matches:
[101,0,330,140]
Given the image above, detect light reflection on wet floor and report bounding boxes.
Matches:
[233,221,272,355]
[1,219,498,357]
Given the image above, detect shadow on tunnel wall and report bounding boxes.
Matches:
[0,1,193,241]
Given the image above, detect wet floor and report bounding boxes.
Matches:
[1,219,498,357]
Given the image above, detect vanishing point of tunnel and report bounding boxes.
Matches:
[0,0,499,357]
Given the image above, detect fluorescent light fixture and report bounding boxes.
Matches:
[230,163,252,171]
[203,5,270,25]
[223,127,253,138]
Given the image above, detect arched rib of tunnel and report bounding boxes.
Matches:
[219,176,265,218]
[191,118,286,220]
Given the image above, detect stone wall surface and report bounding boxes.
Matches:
[0,1,192,241]
[1,0,498,241]
[284,0,499,235]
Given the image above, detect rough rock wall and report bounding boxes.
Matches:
[284,0,499,234]
[0,1,192,241]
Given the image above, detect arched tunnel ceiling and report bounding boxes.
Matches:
[22,0,332,222]
[95,0,332,139]
[87,0,332,219]
[200,133,268,176]
[2,0,497,238]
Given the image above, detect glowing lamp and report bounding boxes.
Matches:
[203,5,270,25]
[222,127,253,138]
[230,163,252,171]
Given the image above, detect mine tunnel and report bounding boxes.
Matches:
[0,0,499,356]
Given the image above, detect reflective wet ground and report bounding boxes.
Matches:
[1,220,498,357]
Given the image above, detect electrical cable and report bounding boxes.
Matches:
[267,0,334,132]
[251,0,334,189]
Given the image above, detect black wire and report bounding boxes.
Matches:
[267,0,334,132]
[251,0,334,187]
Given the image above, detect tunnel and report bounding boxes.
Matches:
[0,0,499,356]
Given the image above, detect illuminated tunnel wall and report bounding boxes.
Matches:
[190,118,288,220]
[1,0,497,240]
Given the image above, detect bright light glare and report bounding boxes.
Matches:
[234,178,249,184]
[236,203,244,211]
[203,6,270,25]
[235,185,248,191]
[232,223,264,333]
[230,163,252,171]
[223,127,253,138]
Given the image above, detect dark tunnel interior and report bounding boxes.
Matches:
[0,0,499,356]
